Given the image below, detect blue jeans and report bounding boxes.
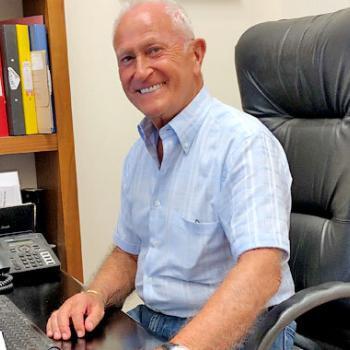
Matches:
[128,305,296,349]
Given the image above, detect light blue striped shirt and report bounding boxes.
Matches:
[114,87,295,318]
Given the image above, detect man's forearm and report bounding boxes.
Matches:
[171,248,282,350]
[87,246,137,308]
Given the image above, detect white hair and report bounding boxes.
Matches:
[113,0,195,42]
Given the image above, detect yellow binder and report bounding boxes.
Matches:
[16,24,38,134]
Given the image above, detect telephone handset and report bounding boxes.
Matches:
[0,247,12,292]
[0,252,10,273]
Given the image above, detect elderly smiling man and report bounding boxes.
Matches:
[46,0,296,349]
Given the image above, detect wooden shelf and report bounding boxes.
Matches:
[0,134,58,155]
[0,0,83,281]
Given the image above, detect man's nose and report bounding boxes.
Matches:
[134,56,152,81]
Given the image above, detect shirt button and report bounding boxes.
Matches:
[153,200,160,207]
[151,240,159,247]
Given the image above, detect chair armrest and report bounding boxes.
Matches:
[244,281,350,350]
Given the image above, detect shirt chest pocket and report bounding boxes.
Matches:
[165,210,231,283]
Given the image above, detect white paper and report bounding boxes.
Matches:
[0,171,22,208]
[31,51,44,71]
[8,67,20,90]
[22,61,34,93]
[0,331,7,350]
[47,67,52,95]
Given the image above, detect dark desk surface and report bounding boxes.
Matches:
[6,272,161,350]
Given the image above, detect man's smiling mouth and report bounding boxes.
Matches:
[137,82,165,94]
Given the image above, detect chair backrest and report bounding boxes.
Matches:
[235,8,350,348]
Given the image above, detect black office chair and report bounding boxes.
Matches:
[235,8,350,350]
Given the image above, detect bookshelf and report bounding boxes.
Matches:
[0,0,83,280]
[0,134,57,154]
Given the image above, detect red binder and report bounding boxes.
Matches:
[0,52,9,137]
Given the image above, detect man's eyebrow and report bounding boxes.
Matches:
[117,41,166,57]
[116,48,133,58]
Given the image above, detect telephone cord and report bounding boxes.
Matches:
[0,273,13,292]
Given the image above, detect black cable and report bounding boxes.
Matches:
[0,272,13,292]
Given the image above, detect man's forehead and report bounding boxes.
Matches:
[114,5,180,51]
[120,2,170,27]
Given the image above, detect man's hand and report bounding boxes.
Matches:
[46,246,137,341]
[46,291,105,340]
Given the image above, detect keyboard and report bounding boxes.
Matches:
[0,294,60,350]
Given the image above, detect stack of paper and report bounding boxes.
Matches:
[0,171,22,208]
[0,331,6,350]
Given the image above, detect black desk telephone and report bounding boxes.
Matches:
[0,204,60,292]
[0,231,60,274]
[0,232,60,292]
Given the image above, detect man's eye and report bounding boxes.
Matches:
[120,56,134,65]
[148,47,161,55]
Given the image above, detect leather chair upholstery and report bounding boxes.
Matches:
[235,8,350,350]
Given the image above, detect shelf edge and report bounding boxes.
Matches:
[0,134,58,155]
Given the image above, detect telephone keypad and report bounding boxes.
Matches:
[17,251,50,269]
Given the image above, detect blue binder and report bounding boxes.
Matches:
[29,24,56,133]
[29,24,48,55]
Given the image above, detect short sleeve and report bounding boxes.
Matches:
[218,131,292,262]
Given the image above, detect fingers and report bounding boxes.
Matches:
[84,301,105,332]
[70,309,86,338]
[46,310,56,338]
[46,292,105,340]
[47,303,72,340]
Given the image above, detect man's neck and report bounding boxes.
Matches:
[150,82,204,130]
[157,138,163,165]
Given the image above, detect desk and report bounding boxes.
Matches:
[6,272,161,350]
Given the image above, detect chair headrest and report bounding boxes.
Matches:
[235,8,350,118]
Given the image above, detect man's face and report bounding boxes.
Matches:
[114,3,205,128]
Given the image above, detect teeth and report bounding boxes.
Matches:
[139,83,163,94]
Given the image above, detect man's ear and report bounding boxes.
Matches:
[192,38,206,71]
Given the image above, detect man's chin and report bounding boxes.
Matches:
[132,101,175,126]
[135,105,164,120]
[143,112,174,128]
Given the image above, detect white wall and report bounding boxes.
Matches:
[64,1,138,281]
[281,0,350,17]
[64,0,350,281]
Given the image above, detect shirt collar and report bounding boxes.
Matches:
[137,86,212,154]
